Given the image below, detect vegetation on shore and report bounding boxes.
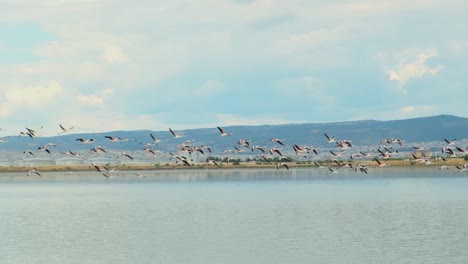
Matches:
[0,157,466,173]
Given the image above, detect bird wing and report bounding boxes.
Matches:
[98,147,107,153]
[169,128,176,137]
[374,158,382,165]
[93,165,102,173]
[123,153,134,160]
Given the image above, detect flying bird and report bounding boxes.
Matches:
[150,133,163,143]
[374,158,389,167]
[119,152,134,160]
[90,146,107,153]
[59,124,74,134]
[276,162,290,170]
[314,162,327,169]
[251,145,266,153]
[269,148,283,156]
[133,173,147,178]
[23,150,35,156]
[104,136,120,142]
[209,160,221,167]
[169,128,183,138]
[143,148,158,155]
[24,126,43,138]
[103,166,120,174]
[330,150,344,157]
[27,168,42,177]
[37,143,56,154]
[217,126,232,136]
[444,138,456,145]
[76,138,94,144]
[270,138,285,146]
[456,146,466,154]
[90,164,102,173]
[324,133,335,143]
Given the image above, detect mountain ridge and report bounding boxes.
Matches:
[1,115,467,153]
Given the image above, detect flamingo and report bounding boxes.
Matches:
[76,138,94,144]
[324,133,335,143]
[270,138,285,146]
[59,124,74,134]
[217,126,232,136]
[276,162,290,170]
[27,168,42,177]
[169,128,183,138]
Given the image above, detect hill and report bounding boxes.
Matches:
[1,115,467,154]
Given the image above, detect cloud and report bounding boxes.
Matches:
[76,88,113,107]
[379,49,443,91]
[388,105,435,120]
[0,81,64,117]
[398,105,433,115]
[0,0,466,134]
[100,45,128,63]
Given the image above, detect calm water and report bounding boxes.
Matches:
[1,168,468,264]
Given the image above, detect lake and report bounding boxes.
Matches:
[1,168,468,263]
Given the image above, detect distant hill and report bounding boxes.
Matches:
[1,115,467,154]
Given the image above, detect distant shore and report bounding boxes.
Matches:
[0,158,466,173]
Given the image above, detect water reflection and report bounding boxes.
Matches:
[0,169,468,263]
[0,167,459,184]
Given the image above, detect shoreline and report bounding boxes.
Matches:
[0,158,466,173]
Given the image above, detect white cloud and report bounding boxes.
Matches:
[100,45,128,63]
[76,95,104,106]
[391,105,435,119]
[76,88,113,107]
[0,81,64,117]
[378,49,443,91]
[0,0,466,134]
[398,105,433,115]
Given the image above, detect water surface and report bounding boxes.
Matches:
[1,168,467,264]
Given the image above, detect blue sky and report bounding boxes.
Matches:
[0,0,467,136]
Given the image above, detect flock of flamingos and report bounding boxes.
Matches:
[1,124,467,179]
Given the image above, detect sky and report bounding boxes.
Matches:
[0,0,467,136]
